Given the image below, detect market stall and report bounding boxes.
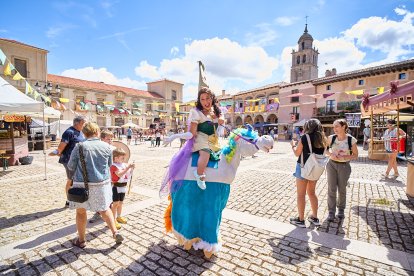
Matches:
[362,80,414,194]
[0,76,48,178]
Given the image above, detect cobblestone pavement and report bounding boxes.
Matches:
[0,139,413,275]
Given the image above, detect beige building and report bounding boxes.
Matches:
[0,38,48,93]
[0,38,184,131]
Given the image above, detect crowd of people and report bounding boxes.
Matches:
[51,97,408,249]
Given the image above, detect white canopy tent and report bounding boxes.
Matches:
[0,76,49,180]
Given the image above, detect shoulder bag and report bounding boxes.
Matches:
[301,134,328,181]
[67,143,89,203]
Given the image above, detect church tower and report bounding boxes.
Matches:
[290,24,319,83]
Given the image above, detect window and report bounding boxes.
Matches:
[171,90,177,100]
[96,97,105,112]
[239,102,243,108]
[75,95,85,103]
[146,104,152,111]
[326,100,336,113]
[293,106,299,114]
[296,56,300,64]
[14,58,27,78]
[301,42,305,50]
[302,55,306,63]
[398,73,406,80]
[326,85,331,90]
[358,79,364,85]
[291,89,299,103]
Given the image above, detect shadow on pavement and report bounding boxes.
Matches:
[116,239,215,275]
[0,207,67,230]
[15,217,107,250]
[267,221,351,265]
[352,205,414,271]
[1,228,117,275]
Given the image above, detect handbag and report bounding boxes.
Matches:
[301,134,328,181]
[67,144,89,203]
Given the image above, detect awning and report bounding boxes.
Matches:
[293,119,307,127]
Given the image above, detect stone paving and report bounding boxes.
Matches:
[0,139,413,275]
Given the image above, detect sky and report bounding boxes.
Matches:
[2,0,414,101]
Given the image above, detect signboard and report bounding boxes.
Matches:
[345,113,361,128]
[3,114,30,123]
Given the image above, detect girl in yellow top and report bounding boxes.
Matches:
[189,87,224,190]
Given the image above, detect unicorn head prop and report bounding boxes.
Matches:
[161,126,274,258]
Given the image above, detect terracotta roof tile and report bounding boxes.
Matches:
[47,74,163,99]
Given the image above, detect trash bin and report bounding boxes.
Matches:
[407,160,414,197]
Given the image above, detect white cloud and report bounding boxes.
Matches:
[134,61,160,79]
[46,24,76,38]
[101,0,117,17]
[134,37,278,101]
[278,7,414,80]
[170,46,179,56]
[279,37,366,81]
[245,23,278,47]
[274,16,299,26]
[342,7,414,61]
[61,67,146,89]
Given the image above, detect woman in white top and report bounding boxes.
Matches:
[326,119,358,222]
[383,119,406,178]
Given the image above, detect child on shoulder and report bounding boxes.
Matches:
[190,87,224,190]
[110,148,135,229]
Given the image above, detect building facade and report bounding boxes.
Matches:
[0,38,184,131]
[216,25,414,139]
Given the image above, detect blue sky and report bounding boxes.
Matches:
[2,0,414,101]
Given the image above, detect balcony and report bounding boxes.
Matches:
[337,101,361,112]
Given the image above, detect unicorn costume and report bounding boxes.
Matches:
[160,126,274,258]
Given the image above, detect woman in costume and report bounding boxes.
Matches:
[190,87,224,189]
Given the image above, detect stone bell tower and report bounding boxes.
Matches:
[290,24,319,83]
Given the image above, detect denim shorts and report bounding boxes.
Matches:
[63,163,74,180]
[293,163,305,180]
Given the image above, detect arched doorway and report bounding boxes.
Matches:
[244,115,253,125]
[235,116,243,127]
[266,114,278,124]
[254,115,264,124]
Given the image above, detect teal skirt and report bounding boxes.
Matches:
[170,180,230,244]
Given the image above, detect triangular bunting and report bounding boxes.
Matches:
[3,62,12,76]
[12,72,24,81]
[25,82,34,95]
[0,49,6,65]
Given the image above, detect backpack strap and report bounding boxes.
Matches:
[301,134,313,168]
[330,135,337,148]
[347,135,353,155]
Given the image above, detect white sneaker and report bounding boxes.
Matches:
[193,170,206,190]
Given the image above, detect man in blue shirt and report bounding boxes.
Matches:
[50,116,86,207]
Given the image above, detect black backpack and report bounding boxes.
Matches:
[330,135,353,154]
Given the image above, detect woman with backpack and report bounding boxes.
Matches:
[326,118,358,222]
[290,119,327,227]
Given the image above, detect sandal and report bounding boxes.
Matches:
[71,237,86,249]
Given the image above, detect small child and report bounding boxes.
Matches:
[150,135,155,147]
[110,148,135,229]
